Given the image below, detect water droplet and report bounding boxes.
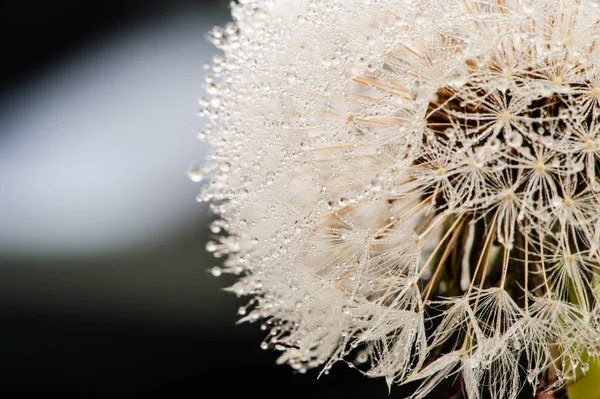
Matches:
[496,78,509,93]
[541,135,554,147]
[522,2,535,14]
[206,82,219,95]
[355,349,369,364]
[210,221,222,234]
[551,197,563,208]
[582,362,590,373]
[187,163,204,182]
[506,131,523,148]
[210,266,222,277]
[447,69,468,87]
[220,162,231,172]
[286,72,297,83]
[206,241,218,252]
[210,97,221,108]
[488,137,501,150]
[573,162,585,172]
[513,339,521,350]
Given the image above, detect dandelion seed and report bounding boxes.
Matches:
[199,1,600,397]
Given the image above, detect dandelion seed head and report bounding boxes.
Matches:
[199,0,600,397]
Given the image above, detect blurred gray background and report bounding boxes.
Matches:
[0,1,429,397]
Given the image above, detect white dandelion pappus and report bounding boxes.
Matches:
[197,0,600,397]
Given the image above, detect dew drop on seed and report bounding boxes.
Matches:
[355,349,369,364]
[541,136,554,147]
[286,72,297,83]
[488,137,501,150]
[551,197,563,208]
[220,162,231,172]
[506,132,523,148]
[206,241,218,252]
[522,2,534,14]
[210,221,222,234]
[187,163,204,182]
[582,362,590,373]
[448,70,467,87]
[496,78,509,93]
[210,266,222,277]
[210,97,221,108]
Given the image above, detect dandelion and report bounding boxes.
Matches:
[196,0,600,397]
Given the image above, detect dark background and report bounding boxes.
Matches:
[0,1,407,397]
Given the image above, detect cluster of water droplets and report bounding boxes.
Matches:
[196,0,600,398]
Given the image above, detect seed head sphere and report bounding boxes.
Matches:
[197,1,600,397]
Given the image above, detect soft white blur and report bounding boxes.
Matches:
[0,10,216,257]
